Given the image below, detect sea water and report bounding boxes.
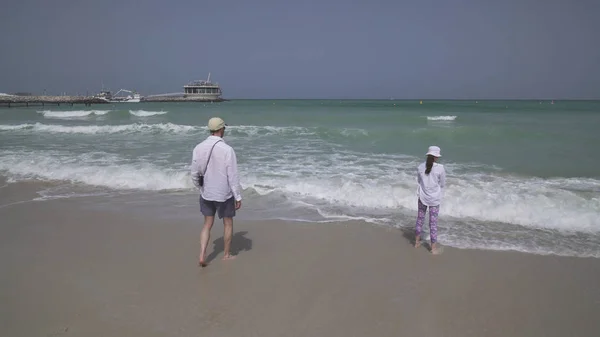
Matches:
[1,100,599,257]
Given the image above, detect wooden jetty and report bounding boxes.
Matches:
[0,95,109,108]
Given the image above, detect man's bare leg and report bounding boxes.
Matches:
[222,217,235,260]
[199,216,215,267]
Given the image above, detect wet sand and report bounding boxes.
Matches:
[1,184,599,337]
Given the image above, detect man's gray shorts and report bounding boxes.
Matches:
[200,196,236,219]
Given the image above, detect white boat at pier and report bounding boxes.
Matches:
[93,88,142,103]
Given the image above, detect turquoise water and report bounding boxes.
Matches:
[1,100,599,257]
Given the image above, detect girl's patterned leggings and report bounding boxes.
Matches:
[415,199,439,243]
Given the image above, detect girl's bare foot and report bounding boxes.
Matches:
[414,238,421,248]
[431,243,440,255]
[222,254,236,261]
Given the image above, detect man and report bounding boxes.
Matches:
[190,117,242,267]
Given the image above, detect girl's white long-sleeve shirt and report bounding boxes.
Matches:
[416,162,446,207]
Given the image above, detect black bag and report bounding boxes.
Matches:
[198,140,222,187]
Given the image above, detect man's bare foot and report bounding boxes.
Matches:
[198,257,208,267]
[222,254,236,261]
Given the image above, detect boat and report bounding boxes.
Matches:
[93,90,112,102]
[182,73,222,101]
[93,89,142,103]
[111,89,142,103]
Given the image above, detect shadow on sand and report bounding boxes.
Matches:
[206,231,253,263]
[400,227,416,245]
[400,227,434,251]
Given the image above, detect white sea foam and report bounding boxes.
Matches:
[0,123,369,138]
[242,174,600,238]
[225,125,369,138]
[1,146,599,257]
[427,115,457,121]
[240,151,600,234]
[37,110,111,118]
[33,191,113,201]
[0,122,195,134]
[227,125,312,137]
[0,124,30,131]
[129,110,168,117]
[1,145,598,235]
[0,150,193,190]
[437,233,600,258]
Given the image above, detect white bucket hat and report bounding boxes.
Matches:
[426,146,441,157]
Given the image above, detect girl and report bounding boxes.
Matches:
[414,146,446,254]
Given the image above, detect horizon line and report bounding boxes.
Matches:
[221,98,600,101]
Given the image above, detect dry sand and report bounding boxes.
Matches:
[1,186,599,336]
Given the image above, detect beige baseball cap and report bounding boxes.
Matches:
[208,117,227,131]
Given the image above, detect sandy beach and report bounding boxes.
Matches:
[3,0,600,334]
[1,181,599,337]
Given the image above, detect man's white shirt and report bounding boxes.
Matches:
[190,135,242,202]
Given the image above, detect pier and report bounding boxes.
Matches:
[0,95,109,108]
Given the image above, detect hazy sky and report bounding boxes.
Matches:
[1,0,598,99]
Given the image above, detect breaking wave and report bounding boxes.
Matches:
[129,110,168,117]
[427,116,457,121]
[0,123,369,138]
[37,110,111,118]
[0,122,195,134]
[0,150,192,190]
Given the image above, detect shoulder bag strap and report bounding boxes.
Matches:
[203,139,223,174]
